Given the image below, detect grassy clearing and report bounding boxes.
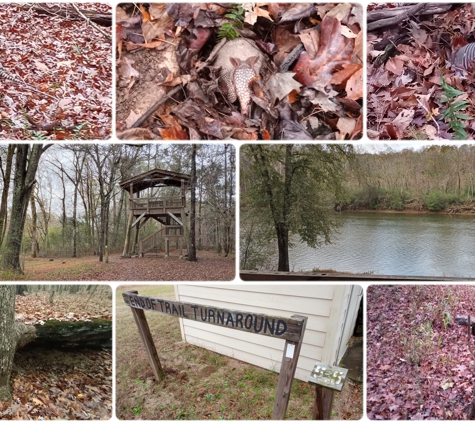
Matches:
[116,285,362,420]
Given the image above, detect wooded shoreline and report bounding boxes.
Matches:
[337,207,475,215]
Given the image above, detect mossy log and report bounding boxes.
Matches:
[19,319,112,350]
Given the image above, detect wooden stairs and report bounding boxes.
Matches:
[135,224,184,257]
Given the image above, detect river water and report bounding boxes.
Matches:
[288,212,475,278]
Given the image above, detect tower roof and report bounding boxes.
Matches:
[120,168,191,194]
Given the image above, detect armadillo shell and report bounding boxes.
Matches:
[454,43,475,70]
[214,38,263,104]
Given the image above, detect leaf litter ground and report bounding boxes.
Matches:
[0,3,112,140]
[116,3,363,140]
[0,291,112,420]
[367,3,475,140]
[0,250,235,281]
[367,285,475,420]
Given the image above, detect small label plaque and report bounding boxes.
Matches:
[286,343,295,359]
[308,363,348,392]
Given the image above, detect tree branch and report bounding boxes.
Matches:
[368,3,427,32]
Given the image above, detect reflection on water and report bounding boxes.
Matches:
[288,213,475,277]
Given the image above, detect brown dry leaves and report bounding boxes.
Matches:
[25,251,235,281]
[116,3,363,140]
[367,3,475,140]
[1,349,112,420]
[14,289,112,325]
[367,285,475,420]
[0,3,112,140]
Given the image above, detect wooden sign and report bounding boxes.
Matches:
[123,291,304,342]
[123,290,307,420]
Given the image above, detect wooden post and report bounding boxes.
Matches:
[272,315,308,420]
[308,363,348,420]
[127,290,165,381]
[122,209,134,257]
[165,238,169,257]
[181,208,190,253]
[313,385,334,419]
[122,186,135,257]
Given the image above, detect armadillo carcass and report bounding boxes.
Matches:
[454,43,475,70]
[214,38,264,115]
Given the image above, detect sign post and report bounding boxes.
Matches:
[123,291,307,420]
[308,363,348,419]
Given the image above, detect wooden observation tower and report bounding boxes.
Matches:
[120,169,191,258]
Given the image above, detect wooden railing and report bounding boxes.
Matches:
[130,197,183,212]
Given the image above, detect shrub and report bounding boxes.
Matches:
[426,190,447,211]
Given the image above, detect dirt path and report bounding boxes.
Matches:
[18,251,235,281]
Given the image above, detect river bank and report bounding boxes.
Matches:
[338,201,475,215]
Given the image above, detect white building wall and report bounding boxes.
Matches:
[175,284,360,382]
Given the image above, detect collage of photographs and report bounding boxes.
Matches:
[0,1,475,421]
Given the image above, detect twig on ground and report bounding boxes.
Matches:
[416,97,440,136]
[71,3,111,39]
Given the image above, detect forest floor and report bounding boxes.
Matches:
[0,291,113,419]
[0,3,112,140]
[367,285,475,420]
[367,3,475,140]
[116,285,363,420]
[2,349,112,420]
[116,4,362,140]
[1,250,235,281]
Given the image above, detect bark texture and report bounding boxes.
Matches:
[0,145,14,248]
[2,145,49,272]
[0,286,16,401]
[187,145,197,262]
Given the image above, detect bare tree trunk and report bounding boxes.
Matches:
[0,286,15,401]
[0,286,38,402]
[2,144,50,272]
[0,145,15,247]
[223,145,229,257]
[59,170,67,250]
[187,145,197,262]
[30,187,38,258]
[250,145,293,272]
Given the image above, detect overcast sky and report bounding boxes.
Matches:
[357,141,469,153]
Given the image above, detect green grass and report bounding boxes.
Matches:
[0,270,27,280]
[115,285,316,420]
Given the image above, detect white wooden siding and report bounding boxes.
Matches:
[175,284,360,382]
[338,285,363,362]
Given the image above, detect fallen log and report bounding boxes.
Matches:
[368,3,453,23]
[17,319,112,350]
[14,322,36,350]
[18,4,112,26]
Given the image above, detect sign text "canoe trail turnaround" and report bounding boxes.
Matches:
[122,291,304,342]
